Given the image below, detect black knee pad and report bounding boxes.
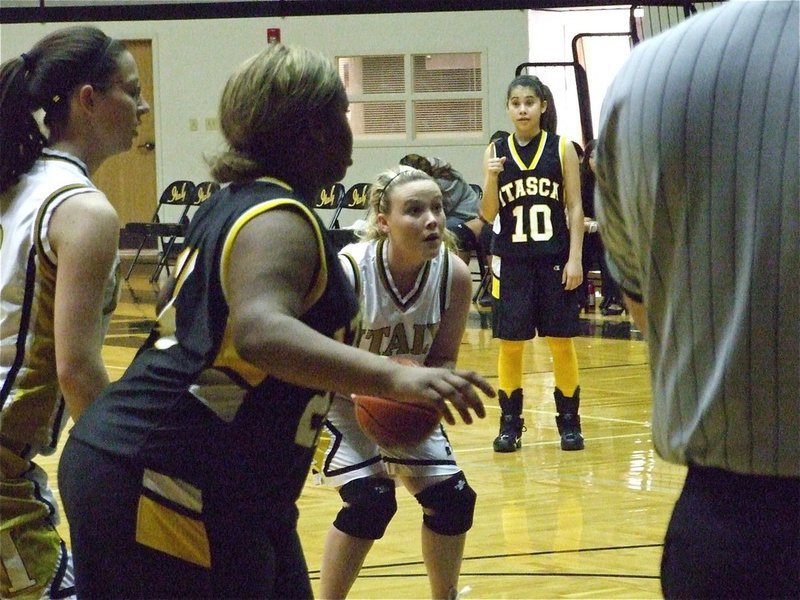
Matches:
[414,472,476,536]
[333,477,397,540]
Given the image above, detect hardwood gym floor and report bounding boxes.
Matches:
[40,261,682,599]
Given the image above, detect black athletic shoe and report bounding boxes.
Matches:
[554,387,584,451]
[555,413,584,451]
[493,414,525,452]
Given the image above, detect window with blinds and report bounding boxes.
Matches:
[339,52,483,140]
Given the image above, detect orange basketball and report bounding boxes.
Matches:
[353,358,441,448]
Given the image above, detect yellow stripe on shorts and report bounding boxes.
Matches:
[135,494,211,568]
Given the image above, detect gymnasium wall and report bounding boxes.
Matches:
[1,11,527,193]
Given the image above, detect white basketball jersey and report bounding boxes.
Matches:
[0,149,119,457]
[314,238,459,488]
[339,238,452,365]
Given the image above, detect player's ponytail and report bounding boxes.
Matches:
[0,26,122,193]
[0,57,43,193]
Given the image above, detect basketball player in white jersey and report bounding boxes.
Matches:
[595,1,799,597]
[0,27,149,599]
[315,166,479,599]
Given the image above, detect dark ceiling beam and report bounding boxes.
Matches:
[1,1,712,24]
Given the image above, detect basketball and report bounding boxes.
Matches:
[353,358,441,448]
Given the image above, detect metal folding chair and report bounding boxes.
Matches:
[124,180,196,282]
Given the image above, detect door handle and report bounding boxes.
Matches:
[137,142,156,151]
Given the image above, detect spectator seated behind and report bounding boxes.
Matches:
[399,153,487,266]
[580,139,623,316]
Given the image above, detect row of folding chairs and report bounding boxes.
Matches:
[313,182,371,228]
[141,179,484,317]
[314,181,483,231]
[126,180,359,283]
[124,179,220,283]
[313,182,371,250]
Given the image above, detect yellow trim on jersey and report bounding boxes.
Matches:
[213,198,328,386]
[33,183,93,274]
[339,252,362,299]
[160,247,199,317]
[218,198,327,308]
[508,131,548,171]
[558,136,566,175]
[214,326,264,386]
[256,176,293,192]
[152,249,199,351]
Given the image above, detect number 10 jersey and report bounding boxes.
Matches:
[490,131,570,261]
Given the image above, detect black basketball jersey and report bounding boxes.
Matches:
[490,131,569,259]
[69,178,360,504]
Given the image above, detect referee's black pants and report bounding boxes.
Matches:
[661,463,800,600]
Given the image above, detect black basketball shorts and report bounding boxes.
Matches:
[491,256,581,340]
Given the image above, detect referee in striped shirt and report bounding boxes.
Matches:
[595,1,799,598]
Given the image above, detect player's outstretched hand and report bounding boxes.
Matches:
[386,364,493,426]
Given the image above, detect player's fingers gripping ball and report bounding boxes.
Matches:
[352,357,440,448]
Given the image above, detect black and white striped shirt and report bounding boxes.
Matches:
[595,0,799,478]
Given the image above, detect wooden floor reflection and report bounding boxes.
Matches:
[42,263,683,599]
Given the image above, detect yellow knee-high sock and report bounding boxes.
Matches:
[498,340,525,394]
[547,337,578,397]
